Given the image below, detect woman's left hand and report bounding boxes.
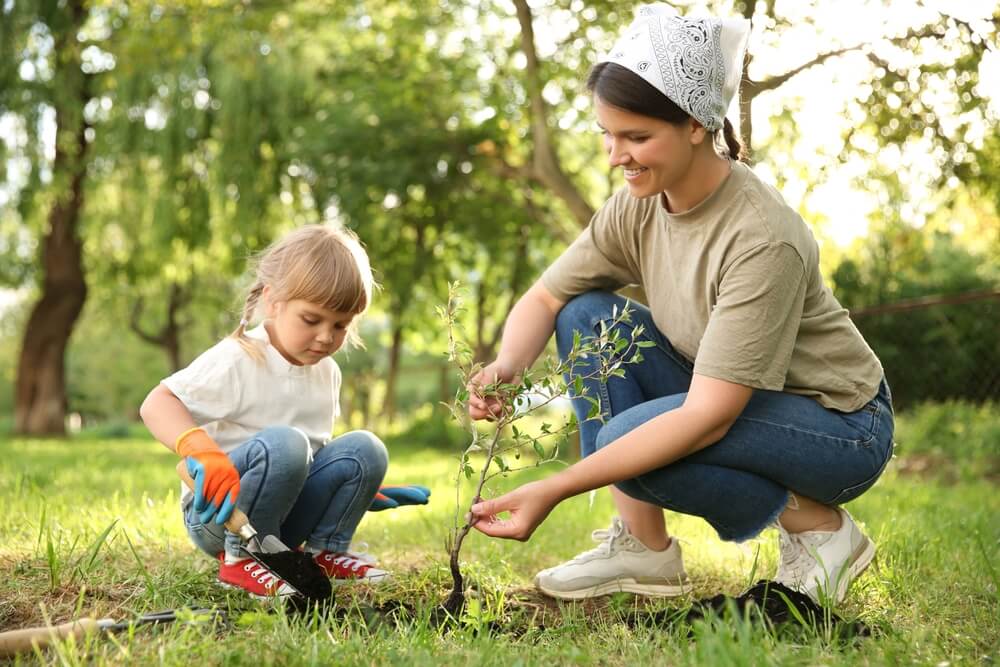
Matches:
[468,479,562,541]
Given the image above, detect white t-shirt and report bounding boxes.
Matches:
[163,326,342,504]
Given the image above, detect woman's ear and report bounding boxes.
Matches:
[688,118,709,146]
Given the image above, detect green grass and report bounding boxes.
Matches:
[0,403,997,665]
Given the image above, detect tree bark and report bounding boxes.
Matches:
[383,318,404,426]
[511,0,595,229]
[14,0,90,436]
[130,283,189,373]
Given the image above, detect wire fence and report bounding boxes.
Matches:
[851,290,1000,410]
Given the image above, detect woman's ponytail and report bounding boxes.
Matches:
[721,117,746,163]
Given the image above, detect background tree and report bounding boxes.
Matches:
[2,0,91,434]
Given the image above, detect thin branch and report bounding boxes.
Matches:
[748,19,949,98]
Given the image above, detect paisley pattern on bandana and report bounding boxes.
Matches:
[645,15,725,130]
[601,5,749,132]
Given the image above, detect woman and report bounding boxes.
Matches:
[467,4,893,605]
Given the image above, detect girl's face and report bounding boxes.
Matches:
[594,95,700,200]
[264,292,355,366]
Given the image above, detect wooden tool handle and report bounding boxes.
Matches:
[175,460,251,535]
[0,618,106,657]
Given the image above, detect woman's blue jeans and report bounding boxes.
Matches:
[183,427,388,559]
[558,292,894,542]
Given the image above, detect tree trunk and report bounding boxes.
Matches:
[512,0,595,229]
[383,319,404,426]
[14,0,90,436]
[130,283,189,373]
[738,1,756,157]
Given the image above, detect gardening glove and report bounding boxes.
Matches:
[369,485,431,512]
[176,427,240,526]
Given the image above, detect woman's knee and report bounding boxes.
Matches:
[594,395,686,452]
[556,291,623,333]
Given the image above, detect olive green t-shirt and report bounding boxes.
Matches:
[541,161,883,412]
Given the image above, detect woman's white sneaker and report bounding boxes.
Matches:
[534,516,692,600]
[775,508,876,604]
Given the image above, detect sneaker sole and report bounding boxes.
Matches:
[330,572,391,586]
[218,580,297,601]
[834,536,876,602]
[536,577,693,600]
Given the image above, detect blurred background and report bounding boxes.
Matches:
[1,0,997,441]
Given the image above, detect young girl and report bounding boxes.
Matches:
[468,5,893,605]
[140,224,428,599]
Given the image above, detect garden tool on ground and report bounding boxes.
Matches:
[176,461,333,604]
[0,608,224,658]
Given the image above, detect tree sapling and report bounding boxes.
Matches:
[438,284,655,614]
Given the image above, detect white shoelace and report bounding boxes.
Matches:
[346,541,377,565]
[570,517,632,563]
[323,553,367,572]
[776,525,831,584]
[243,561,283,589]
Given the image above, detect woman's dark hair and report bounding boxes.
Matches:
[586,62,746,162]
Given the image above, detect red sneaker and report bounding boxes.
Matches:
[217,555,297,599]
[312,551,390,583]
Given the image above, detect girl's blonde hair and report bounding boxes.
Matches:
[230,224,374,359]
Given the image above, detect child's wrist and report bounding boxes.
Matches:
[175,427,220,457]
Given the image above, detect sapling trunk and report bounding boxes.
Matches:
[445,427,502,615]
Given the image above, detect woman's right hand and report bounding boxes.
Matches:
[467,360,518,421]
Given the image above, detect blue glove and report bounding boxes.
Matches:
[369,485,431,512]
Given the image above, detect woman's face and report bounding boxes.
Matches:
[594,95,697,199]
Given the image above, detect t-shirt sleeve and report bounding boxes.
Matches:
[694,242,807,389]
[541,191,640,302]
[161,341,244,425]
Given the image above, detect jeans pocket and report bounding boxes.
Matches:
[827,433,894,505]
[839,400,882,447]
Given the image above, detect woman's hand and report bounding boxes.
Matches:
[467,360,518,421]
[468,479,563,541]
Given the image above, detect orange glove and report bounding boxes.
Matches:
[176,428,240,525]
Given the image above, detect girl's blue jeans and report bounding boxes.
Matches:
[558,291,895,542]
[183,428,388,559]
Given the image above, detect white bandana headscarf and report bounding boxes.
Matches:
[599,4,750,131]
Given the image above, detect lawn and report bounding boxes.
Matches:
[0,403,997,665]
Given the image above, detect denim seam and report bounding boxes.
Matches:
[241,438,271,518]
[586,316,616,424]
[306,455,366,552]
[737,415,871,449]
[828,426,894,505]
